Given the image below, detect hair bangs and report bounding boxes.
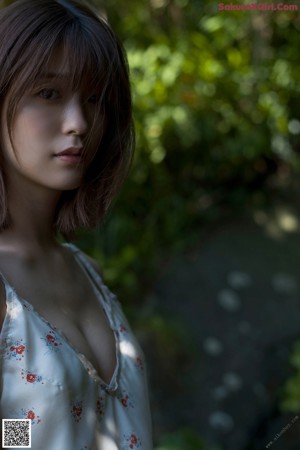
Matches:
[62,26,105,93]
[58,20,117,165]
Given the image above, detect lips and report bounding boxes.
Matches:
[56,147,83,157]
[55,147,83,164]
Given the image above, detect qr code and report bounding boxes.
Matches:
[2,419,31,448]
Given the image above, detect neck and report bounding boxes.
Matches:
[0,176,62,253]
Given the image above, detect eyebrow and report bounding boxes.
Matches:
[36,72,98,93]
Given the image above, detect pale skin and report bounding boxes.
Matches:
[0,49,116,385]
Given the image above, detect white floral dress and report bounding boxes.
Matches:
[0,243,153,450]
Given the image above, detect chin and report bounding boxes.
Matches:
[61,183,82,191]
[52,176,84,191]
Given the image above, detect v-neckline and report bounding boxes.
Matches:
[0,243,119,391]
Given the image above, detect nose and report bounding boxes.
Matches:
[62,94,88,137]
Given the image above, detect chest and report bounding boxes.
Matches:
[0,253,117,384]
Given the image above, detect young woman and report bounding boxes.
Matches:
[0,1,152,449]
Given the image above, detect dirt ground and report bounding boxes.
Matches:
[147,209,300,450]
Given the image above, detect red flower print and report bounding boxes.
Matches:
[41,330,62,352]
[96,396,105,418]
[6,340,27,360]
[26,374,37,383]
[135,356,144,371]
[119,324,127,334]
[123,432,142,449]
[16,345,25,354]
[121,396,128,407]
[130,434,137,445]
[70,400,83,422]
[21,369,43,384]
[117,387,134,409]
[27,410,35,420]
[73,405,82,416]
[20,407,41,425]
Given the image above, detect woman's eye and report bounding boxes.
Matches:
[38,88,60,100]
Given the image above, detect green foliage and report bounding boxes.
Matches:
[280,341,300,412]
[155,428,204,450]
[78,0,300,305]
[136,311,196,376]
[154,427,221,450]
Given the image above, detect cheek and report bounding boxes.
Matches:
[11,119,55,161]
[4,111,54,167]
[15,108,55,139]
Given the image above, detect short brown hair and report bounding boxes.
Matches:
[0,0,134,238]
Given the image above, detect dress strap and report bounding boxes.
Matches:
[62,242,120,334]
[0,269,14,303]
[62,243,114,309]
[62,243,102,283]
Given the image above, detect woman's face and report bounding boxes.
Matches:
[1,48,103,193]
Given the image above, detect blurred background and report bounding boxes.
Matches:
[2,0,300,448]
